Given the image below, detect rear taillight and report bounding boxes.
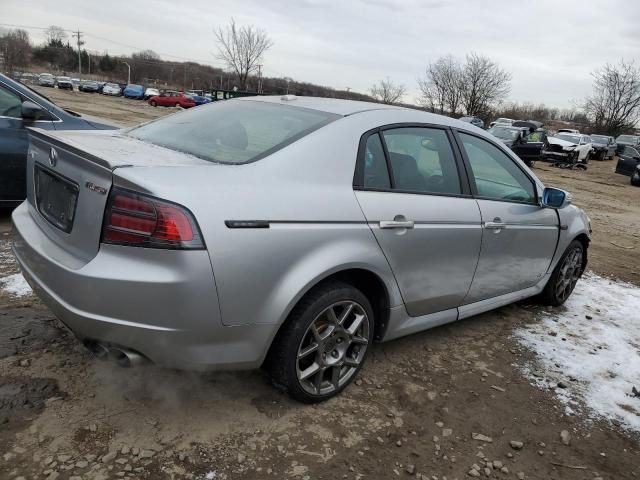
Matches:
[102,189,204,249]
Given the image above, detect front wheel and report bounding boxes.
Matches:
[538,240,584,306]
[631,170,640,187]
[266,281,373,403]
[150,100,157,107]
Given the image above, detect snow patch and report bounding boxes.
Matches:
[0,273,33,297]
[515,272,640,432]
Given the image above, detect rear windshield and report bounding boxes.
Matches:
[127,100,339,164]
[617,135,639,143]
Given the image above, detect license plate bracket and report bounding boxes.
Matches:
[34,165,79,233]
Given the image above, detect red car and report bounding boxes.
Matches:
[148,91,196,108]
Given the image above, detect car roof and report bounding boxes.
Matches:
[239,95,404,116]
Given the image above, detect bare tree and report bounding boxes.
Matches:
[460,53,511,116]
[370,77,406,104]
[214,19,272,90]
[418,55,462,114]
[0,29,31,73]
[45,25,67,45]
[584,60,640,136]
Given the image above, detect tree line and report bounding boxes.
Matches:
[1,22,638,136]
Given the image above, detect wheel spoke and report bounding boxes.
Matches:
[298,343,318,360]
[338,303,354,326]
[351,335,368,345]
[309,324,322,342]
[326,307,339,325]
[347,313,365,336]
[299,362,321,381]
[313,367,325,393]
[331,366,341,389]
[344,356,359,367]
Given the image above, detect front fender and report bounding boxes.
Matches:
[548,204,591,272]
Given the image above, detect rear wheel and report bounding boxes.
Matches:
[150,100,157,107]
[266,281,373,403]
[538,240,584,306]
[631,170,640,187]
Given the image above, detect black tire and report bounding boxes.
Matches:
[538,240,584,306]
[150,100,157,107]
[266,281,374,403]
[631,170,640,187]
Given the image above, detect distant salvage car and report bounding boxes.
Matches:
[102,83,122,96]
[148,91,196,108]
[38,73,55,87]
[11,96,590,403]
[546,134,592,166]
[615,145,640,178]
[186,94,211,106]
[557,128,580,134]
[0,73,117,207]
[459,116,484,129]
[589,135,616,160]
[488,125,546,167]
[78,80,99,93]
[123,84,145,99]
[489,117,514,128]
[144,87,160,100]
[56,76,74,90]
[615,134,640,154]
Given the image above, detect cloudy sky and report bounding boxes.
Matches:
[3,0,639,108]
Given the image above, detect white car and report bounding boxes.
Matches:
[547,134,592,164]
[102,83,122,96]
[38,73,55,87]
[489,117,514,128]
[144,87,160,99]
[557,128,580,134]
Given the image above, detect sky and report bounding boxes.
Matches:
[2,0,639,109]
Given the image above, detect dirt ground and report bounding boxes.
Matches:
[0,89,639,480]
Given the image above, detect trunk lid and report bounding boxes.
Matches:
[26,128,208,264]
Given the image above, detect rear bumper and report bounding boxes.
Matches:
[11,201,274,370]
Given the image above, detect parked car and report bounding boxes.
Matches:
[96,82,107,94]
[0,73,117,207]
[123,84,145,99]
[488,117,514,128]
[11,96,590,402]
[557,128,580,134]
[459,116,484,129]
[78,80,99,93]
[488,125,546,167]
[615,145,640,178]
[144,87,160,100]
[148,91,196,108]
[186,94,211,106]
[589,134,616,160]
[547,133,592,165]
[615,134,640,154]
[102,83,122,96]
[56,76,74,90]
[38,73,55,87]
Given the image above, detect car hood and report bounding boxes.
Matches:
[548,137,576,148]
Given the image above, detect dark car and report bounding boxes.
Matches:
[0,73,117,207]
[56,76,74,90]
[615,145,640,178]
[615,134,640,154]
[589,134,616,160]
[78,80,99,93]
[488,125,546,167]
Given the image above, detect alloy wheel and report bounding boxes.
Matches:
[555,247,582,302]
[296,300,369,396]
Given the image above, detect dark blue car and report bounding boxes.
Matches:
[0,73,117,207]
[123,84,145,99]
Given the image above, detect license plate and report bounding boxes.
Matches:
[34,165,79,233]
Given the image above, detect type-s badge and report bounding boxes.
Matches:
[85,181,108,195]
[48,147,57,167]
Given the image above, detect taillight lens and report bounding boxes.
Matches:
[102,189,204,249]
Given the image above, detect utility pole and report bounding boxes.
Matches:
[183,64,187,92]
[257,64,263,94]
[121,61,131,84]
[72,29,84,75]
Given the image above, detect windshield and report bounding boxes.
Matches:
[495,118,512,124]
[489,126,519,141]
[557,134,580,143]
[57,77,70,81]
[40,73,53,78]
[590,135,608,143]
[106,83,119,88]
[128,100,339,164]
[617,135,639,143]
[127,84,143,89]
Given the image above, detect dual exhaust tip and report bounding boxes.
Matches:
[84,341,146,368]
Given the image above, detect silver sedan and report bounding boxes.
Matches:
[12,96,590,402]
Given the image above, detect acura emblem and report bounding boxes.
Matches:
[48,147,57,167]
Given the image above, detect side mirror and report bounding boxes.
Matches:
[21,101,45,121]
[542,187,572,209]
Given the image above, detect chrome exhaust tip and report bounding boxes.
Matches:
[84,340,109,359]
[109,347,145,368]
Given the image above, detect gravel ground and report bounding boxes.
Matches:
[0,88,638,479]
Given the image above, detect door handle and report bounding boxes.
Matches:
[380,220,415,229]
[484,220,507,230]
